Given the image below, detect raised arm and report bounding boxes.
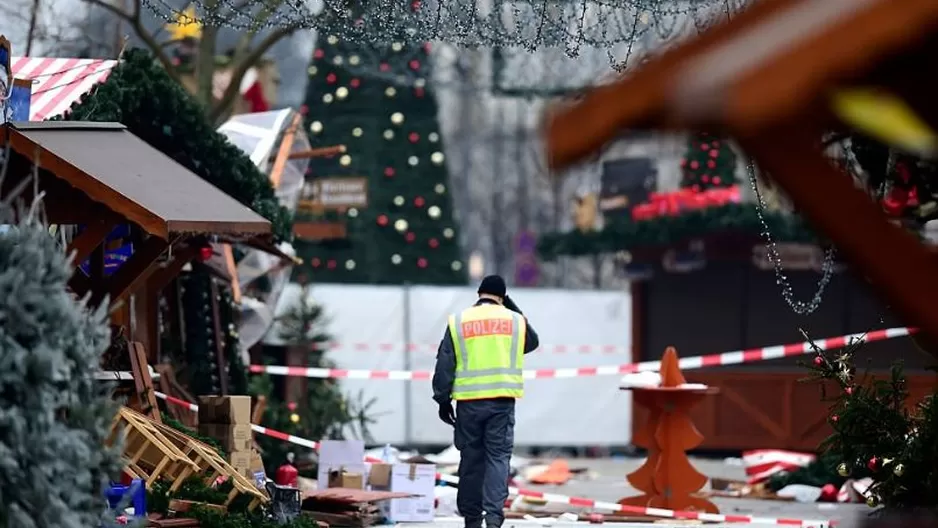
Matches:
[432,327,456,405]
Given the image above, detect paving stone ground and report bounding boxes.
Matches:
[420,457,871,528]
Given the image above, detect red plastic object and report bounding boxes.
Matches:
[275,463,299,487]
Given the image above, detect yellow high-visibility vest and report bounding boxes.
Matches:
[448,304,526,400]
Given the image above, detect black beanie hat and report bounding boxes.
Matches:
[477,275,507,298]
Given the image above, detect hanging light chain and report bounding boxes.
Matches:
[746,159,836,315]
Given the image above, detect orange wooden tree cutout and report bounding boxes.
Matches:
[621,347,718,513]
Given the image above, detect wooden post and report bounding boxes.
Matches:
[129,342,161,424]
[620,347,717,513]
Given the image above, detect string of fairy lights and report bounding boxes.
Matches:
[141,0,750,69]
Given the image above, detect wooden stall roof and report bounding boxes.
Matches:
[2,121,271,240]
[546,0,938,168]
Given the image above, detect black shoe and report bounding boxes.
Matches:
[465,518,483,528]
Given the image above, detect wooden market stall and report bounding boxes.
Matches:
[0,120,275,418]
[545,0,938,449]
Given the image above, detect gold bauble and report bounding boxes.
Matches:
[866,495,878,508]
[837,463,850,477]
[290,413,300,423]
[893,463,905,477]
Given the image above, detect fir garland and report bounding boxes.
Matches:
[538,203,815,259]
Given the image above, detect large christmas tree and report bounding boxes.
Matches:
[295,33,466,284]
[680,132,738,191]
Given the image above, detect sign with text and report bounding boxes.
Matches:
[299,177,368,211]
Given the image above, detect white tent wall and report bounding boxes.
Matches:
[267,284,633,447]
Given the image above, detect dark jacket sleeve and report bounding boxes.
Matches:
[432,328,456,405]
[523,319,539,353]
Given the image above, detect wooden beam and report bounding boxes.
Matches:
[738,119,938,357]
[147,243,200,296]
[208,278,230,395]
[98,236,172,309]
[129,341,161,423]
[288,145,347,160]
[222,244,241,303]
[269,113,303,189]
[66,220,118,267]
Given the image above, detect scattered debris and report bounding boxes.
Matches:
[301,488,415,527]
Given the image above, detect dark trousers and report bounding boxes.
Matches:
[454,398,515,528]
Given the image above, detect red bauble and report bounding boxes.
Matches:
[199,246,213,261]
[414,196,426,207]
[831,415,839,423]
[428,238,439,249]
[700,143,709,151]
[882,197,905,216]
[867,457,879,471]
[689,160,700,170]
[379,63,390,72]
[423,42,432,53]
[326,73,337,84]
[384,167,395,177]
[845,386,854,395]
[409,60,421,70]
[377,215,389,226]
[311,258,321,268]
[409,132,420,143]
[287,401,298,411]
[706,160,716,169]
[405,232,416,242]
[299,104,309,115]
[820,484,838,502]
[314,49,324,59]
[327,260,337,269]
[813,356,823,366]
[412,0,421,11]
[414,87,425,98]
[680,158,687,168]
[417,257,428,268]
[350,78,361,88]
[713,176,722,185]
[709,149,719,158]
[701,174,710,182]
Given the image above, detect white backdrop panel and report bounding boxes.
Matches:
[308,284,408,445]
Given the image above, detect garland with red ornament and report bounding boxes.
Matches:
[680,132,738,191]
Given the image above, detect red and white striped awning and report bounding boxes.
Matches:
[11,57,116,121]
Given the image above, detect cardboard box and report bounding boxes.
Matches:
[368,463,436,522]
[328,469,364,489]
[198,423,253,453]
[229,450,253,475]
[317,440,366,490]
[198,395,251,424]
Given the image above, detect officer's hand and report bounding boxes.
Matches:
[503,295,522,314]
[438,401,456,426]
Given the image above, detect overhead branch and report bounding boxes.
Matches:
[208,22,301,122]
[81,0,183,85]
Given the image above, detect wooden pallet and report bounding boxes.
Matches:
[109,407,199,487]
[152,422,267,511]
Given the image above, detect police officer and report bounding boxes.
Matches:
[432,275,540,528]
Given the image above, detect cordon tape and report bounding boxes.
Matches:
[249,326,915,381]
[153,391,833,527]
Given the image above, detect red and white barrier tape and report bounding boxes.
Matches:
[316,342,627,355]
[154,391,831,527]
[250,326,915,380]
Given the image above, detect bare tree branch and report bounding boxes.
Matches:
[80,0,183,83]
[208,23,300,123]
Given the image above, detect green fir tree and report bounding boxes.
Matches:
[295,33,466,284]
[0,186,122,526]
[680,132,738,191]
[794,336,938,510]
